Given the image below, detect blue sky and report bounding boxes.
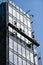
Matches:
[13,0,43,64]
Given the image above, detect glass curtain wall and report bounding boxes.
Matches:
[8,2,34,65]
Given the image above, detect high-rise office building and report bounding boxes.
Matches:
[0,1,40,65]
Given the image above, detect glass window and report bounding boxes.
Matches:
[14,54,17,65]
[26,49,30,60]
[35,56,38,65]
[20,14,23,22]
[17,22,20,28]
[14,41,17,52]
[28,20,31,28]
[18,44,21,54]
[13,9,16,17]
[29,31,32,38]
[30,52,34,63]
[25,28,27,35]
[9,16,12,24]
[9,38,13,49]
[17,12,19,19]
[9,51,13,63]
[23,60,26,65]
[22,47,25,57]
[24,16,27,25]
[9,5,12,14]
[27,62,30,65]
[18,57,22,65]
[21,25,24,30]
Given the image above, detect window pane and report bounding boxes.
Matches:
[27,19,31,28]
[24,16,27,25]
[14,41,17,52]
[9,5,12,14]
[26,49,30,60]
[17,22,20,28]
[23,60,26,65]
[29,31,32,38]
[17,12,19,19]
[9,16,12,24]
[30,52,34,63]
[20,14,23,22]
[35,56,38,65]
[21,25,24,30]
[27,62,30,65]
[14,54,17,65]
[18,57,22,65]
[13,9,16,17]
[9,38,13,49]
[25,28,27,35]
[18,44,21,54]
[22,47,25,57]
[9,51,13,63]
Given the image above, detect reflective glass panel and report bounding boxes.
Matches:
[20,14,23,22]
[18,57,22,65]
[9,51,13,63]
[30,52,34,63]
[26,49,30,60]
[9,38,13,49]
[27,62,30,65]
[22,47,25,57]
[18,44,21,54]
[13,9,16,17]
[14,54,17,65]
[17,12,19,19]
[14,41,17,52]
[9,5,12,14]
[35,56,38,65]
[23,60,26,65]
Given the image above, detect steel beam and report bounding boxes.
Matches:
[8,23,40,47]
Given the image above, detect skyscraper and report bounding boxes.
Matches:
[0,1,40,65]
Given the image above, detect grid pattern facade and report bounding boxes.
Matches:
[0,1,40,65]
[8,2,32,44]
[9,32,34,65]
[8,1,39,65]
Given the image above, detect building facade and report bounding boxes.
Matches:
[0,1,40,65]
